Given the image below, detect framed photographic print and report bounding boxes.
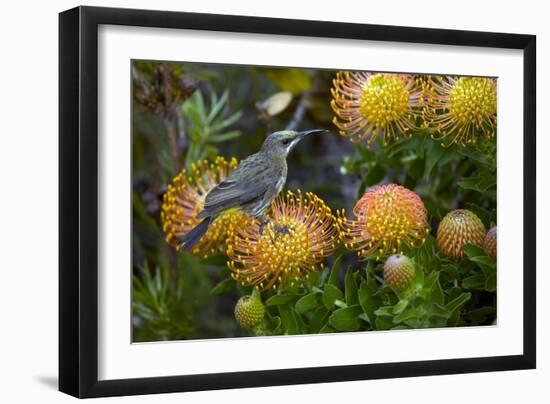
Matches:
[59,6,536,398]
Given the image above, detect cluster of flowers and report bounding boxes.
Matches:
[331,72,497,147]
[161,157,496,294]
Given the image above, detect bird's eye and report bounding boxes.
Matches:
[281,139,291,145]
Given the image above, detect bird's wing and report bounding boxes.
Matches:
[198,155,270,217]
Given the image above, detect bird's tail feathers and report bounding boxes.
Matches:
[177,216,213,251]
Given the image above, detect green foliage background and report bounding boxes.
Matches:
[132,60,497,342]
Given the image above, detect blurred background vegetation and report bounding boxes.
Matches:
[132,60,496,342]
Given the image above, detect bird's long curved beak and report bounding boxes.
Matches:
[297,129,327,138]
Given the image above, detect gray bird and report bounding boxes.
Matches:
[177,129,326,251]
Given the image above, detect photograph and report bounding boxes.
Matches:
[131,60,498,342]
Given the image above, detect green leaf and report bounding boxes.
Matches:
[392,299,410,315]
[209,278,234,295]
[374,306,394,317]
[292,310,307,334]
[265,294,302,307]
[424,271,439,290]
[309,307,330,333]
[446,292,471,326]
[328,305,363,332]
[317,267,330,287]
[463,275,486,290]
[364,164,385,186]
[266,315,282,334]
[429,303,452,319]
[328,256,342,286]
[375,316,394,330]
[463,244,486,258]
[446,292,472,313]
[393,307,419,324]
[210,110,242,133]
[358,282,377,325]
[207,130,242,143]
[471,256,496,274]
[412,264,425,292]
[458,175,496,193]
[295,293,319,314]
[457,147,494,169]
[424,140,445,179]
[207,89,228,122]
[182,98,205,127]
[408,156,425,180]
[485,273,497,292]
[464,306,496,325]
[193,90,206,118]
[441,263,460,280]
[319,324,335,333]
[278,304,299,334]
[345,268,358,305]
[323,284,343,310]
[251,287,261,299]
[430,278,445,305]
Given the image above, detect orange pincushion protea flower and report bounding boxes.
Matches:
[161,156,245,258]
[331,71,424,146]
[424,76,497,146]
[227,190,338,291]
[338,184,429,259]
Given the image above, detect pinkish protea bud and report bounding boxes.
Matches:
[436,209,486,260]
[483,226,497,260]
[383,254,415,292]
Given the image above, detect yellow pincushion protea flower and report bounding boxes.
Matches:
[424,76,497,146]
[161,156,245,258]
[227,190,338,291]
[338,184,429,259]
[331,71,424,146]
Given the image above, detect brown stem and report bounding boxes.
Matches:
[285,90,311,131]
[164,116,181,172]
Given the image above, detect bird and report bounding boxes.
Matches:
[177,129,326,251]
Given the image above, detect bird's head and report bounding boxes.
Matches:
[260,129,326,158]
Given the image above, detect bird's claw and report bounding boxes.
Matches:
[258,218,269,235]
[258,220,289,239]
[275,225,289,236]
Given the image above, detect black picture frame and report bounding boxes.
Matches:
[59,5,536,398]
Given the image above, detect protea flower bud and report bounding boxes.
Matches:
[234,295,265,329]
[383,254,415,292]
[483,226,497,260]
[436,209,486,260]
